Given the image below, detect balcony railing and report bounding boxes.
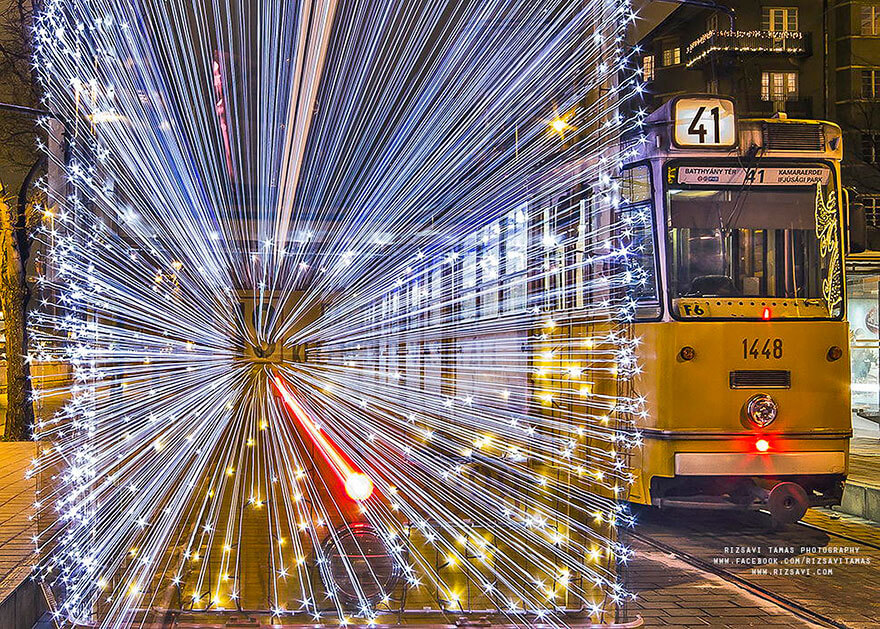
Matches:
[747,97,814,119]
[686,30,811,67]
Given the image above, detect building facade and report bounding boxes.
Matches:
[633,0,880,236]
[634,1,823,120]
[831,0,880,228]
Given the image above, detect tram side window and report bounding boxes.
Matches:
[479,222,501,318]
[619,165,661,319]
[407,339,419,389]
[529,205,547,307]
[389,290,400,375]
[409,276,421,329]
[462,233,478,320]
[547,200,568,311]
[448,250,462,322]
[504,204,529,312]
[554,189,585,311]
[425,340,441,394]
[431,265,443,325]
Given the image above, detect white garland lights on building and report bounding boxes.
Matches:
[685,29,808,67]
[26,0,648,627]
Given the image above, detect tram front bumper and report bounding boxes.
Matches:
[673,451,847,476]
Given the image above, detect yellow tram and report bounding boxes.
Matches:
[356,94,858,536]
[622,95,859,525]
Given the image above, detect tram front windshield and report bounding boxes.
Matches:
[666,166,842,319]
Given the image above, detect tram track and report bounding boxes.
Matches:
[624,506,880,629]
[626,528,849,629]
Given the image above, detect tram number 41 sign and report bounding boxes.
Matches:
[743,338,783,359]
[674,97,736,147]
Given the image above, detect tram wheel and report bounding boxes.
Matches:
[768,482,809,529]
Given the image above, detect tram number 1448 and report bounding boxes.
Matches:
[743,338,783,359]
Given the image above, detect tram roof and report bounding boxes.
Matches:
[634,95,842,162]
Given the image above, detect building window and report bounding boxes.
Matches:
[862,4,880,35]
[706,12,719,32]
[662,45,681,66]
[761,71,798,102]
[642,55,654,81]
[862,134,880,163]
[762,7,799,32]
[462,233,477,320]
[862,69,880,98]
[861,196,880,228]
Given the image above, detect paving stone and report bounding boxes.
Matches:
[630,499,880,629]
[0,442,45,629]
[0,443,38,601]
[634,600,681,610]
[664,608,713,617]
[656,615,712,624]
[626,543,814,628]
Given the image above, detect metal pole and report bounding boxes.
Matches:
[0,101,72,162]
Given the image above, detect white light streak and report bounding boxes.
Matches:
[28,0,646,626]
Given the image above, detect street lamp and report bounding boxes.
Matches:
[550,117,569,134]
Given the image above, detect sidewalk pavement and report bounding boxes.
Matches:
[839,437,880,520]
[0,441,46,629]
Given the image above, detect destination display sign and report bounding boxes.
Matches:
[672,165,831,186]
[673,97,737,147]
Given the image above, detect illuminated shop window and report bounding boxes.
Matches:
[848,274,880,420]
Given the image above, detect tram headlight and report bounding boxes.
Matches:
[745,393,778,428]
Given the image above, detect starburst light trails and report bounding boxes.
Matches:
[27,0,648,626]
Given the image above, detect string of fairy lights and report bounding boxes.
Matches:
[685,29,809,67]
[25,0,649,627]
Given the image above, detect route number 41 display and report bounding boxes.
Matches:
[673,97,736,148]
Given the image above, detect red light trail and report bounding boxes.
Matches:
[271,373,374,501]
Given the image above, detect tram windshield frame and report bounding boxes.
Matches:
[663,159,844,321]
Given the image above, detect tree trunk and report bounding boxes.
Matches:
[0,194,33,440]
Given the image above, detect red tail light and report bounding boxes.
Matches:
[755,438,770,452]
[762,307,772,321]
